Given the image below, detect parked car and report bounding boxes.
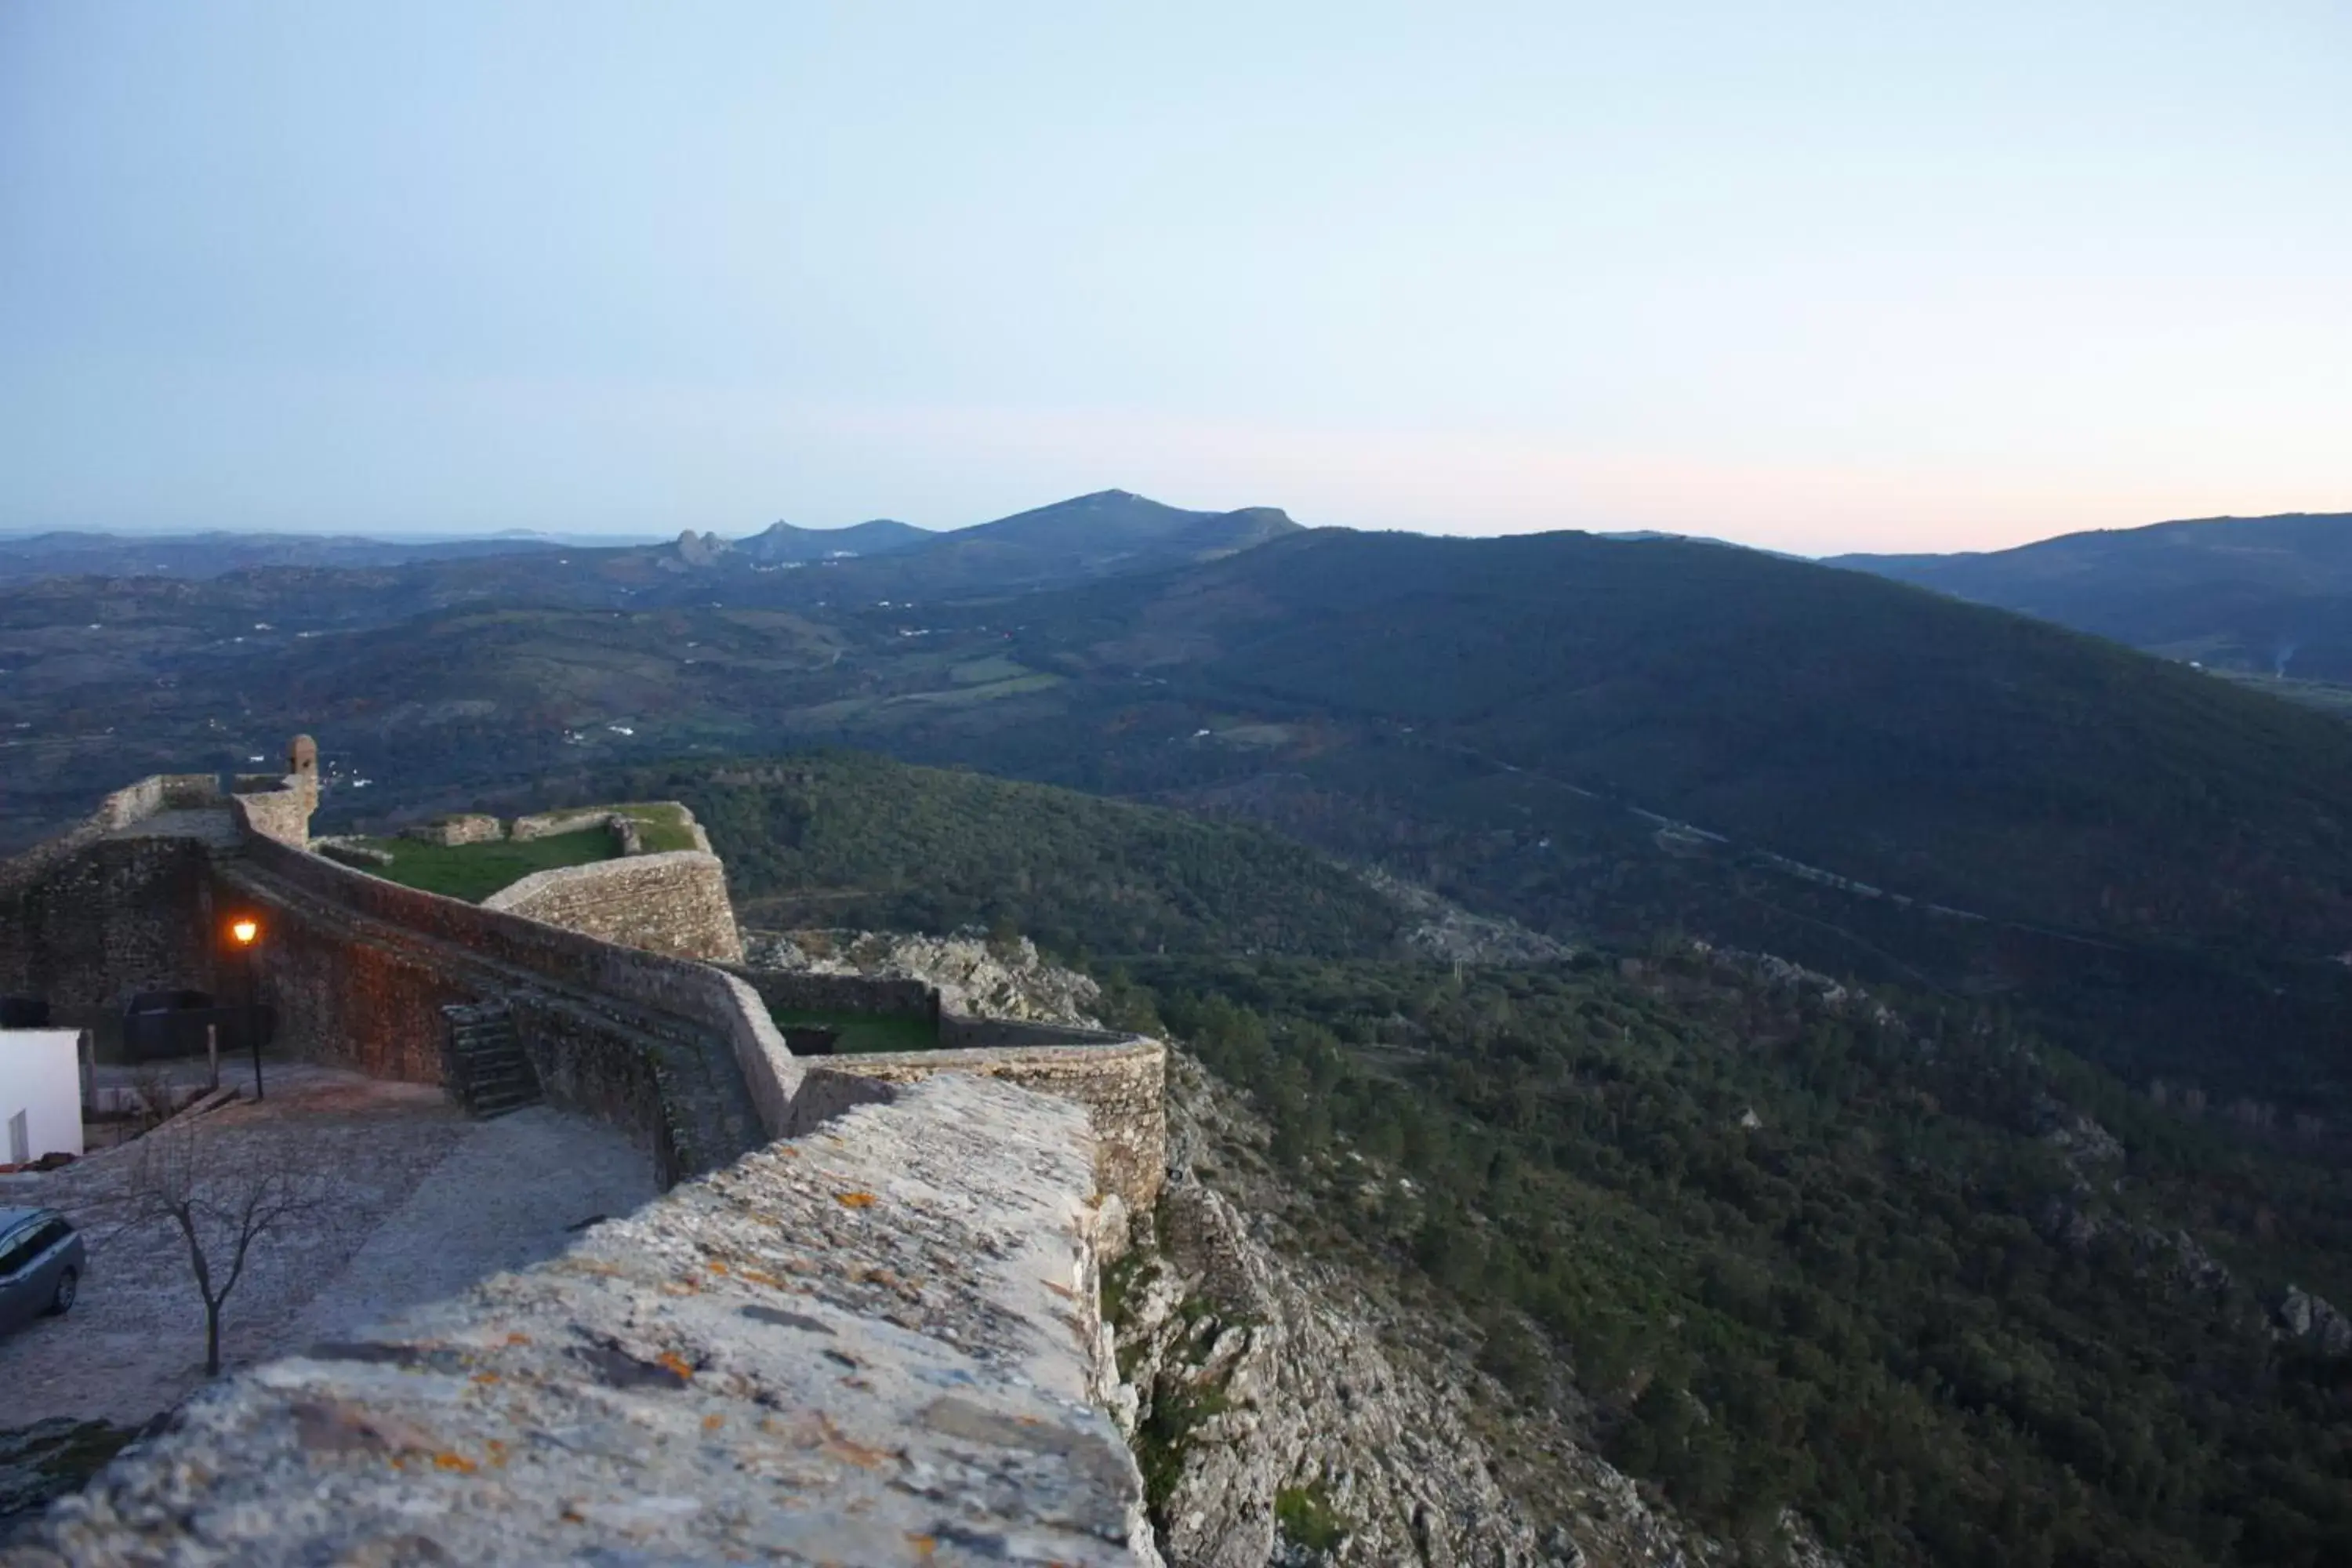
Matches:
[0,1207,83,1333]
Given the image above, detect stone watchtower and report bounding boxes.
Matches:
[230,733,320,848]
[288,734,318,808]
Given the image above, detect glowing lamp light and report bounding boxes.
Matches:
[230,918,260,946]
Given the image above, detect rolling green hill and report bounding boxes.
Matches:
[7,514,2350,1113]
[1835,512,2352,688]
[892,528,2352,1111]
[1015,527,2352,957]
[532,751,1407,958]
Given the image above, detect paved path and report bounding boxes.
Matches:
[294,1105,656,1341]
[0,1067,655,1428]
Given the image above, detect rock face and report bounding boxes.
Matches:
[1359,868,1574,967]
[744,927,1107,1024]
[735,935,1773,1567]
[2274,1287,2352,1356]
[1112,1056,1715,1568]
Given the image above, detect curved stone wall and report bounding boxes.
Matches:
[234,831,798,1147]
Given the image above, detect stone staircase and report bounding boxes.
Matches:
[216,852,766,1181]
[442,1002,542,1119]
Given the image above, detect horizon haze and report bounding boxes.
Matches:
[4,2,2348,553]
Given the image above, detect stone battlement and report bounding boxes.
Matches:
[0,750,1171,1562]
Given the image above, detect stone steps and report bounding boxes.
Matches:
[443,1004,543,1119]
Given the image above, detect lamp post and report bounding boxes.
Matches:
[229,917,263,1101]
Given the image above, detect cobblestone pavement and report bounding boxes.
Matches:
[0,1064,655,1428]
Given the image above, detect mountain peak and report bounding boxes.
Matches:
[733,516,936,564]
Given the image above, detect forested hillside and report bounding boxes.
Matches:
[1004,528,2352,958]
[558,752,1406,958]
[1109,949,2352,1568]
[495,742,2352,1563]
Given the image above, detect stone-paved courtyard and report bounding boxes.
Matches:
[0,1062,657,1429]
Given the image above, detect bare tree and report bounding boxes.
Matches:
[122,1063,188,1134]
[107,1115,338,1376]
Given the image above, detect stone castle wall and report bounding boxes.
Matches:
[484,850,746,964]
[228,754,317,848]
[232,831,800,1164]
[2,773,1164,1211]
[808,1033,1168,1214]
[0,772,218,900]
[404,812,502,847]
[726,965,939,1020]
[0,774,226,1027]
[0,837,222,1026]
[219,859,703,1180]
[1,763,1174,1561]
[9,1076,1156,1566]
[510,807,619,842]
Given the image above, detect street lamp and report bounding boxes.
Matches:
[228,917,263,1101]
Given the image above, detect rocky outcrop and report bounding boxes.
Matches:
[2273,1287,2352,1356]
[1112,1056,1723,1568]
[1358,869,1573,967]
[743,935,1788,1567]
[743,927,1107,1025]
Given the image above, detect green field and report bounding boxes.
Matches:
[354,826,615,902]
[604,801,703,852]
[351,802,702,902]
[767,1007,940,1054]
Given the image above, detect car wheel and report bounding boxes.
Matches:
[46,1268,76,1316]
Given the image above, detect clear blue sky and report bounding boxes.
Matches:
[3,2,2347,554]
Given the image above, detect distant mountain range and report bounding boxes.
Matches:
[1834,511,2352,685]
[0,529,579,582]
[0,491,1296,597]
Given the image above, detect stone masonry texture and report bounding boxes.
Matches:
[2,1076,1155,1567]
[808,1039,1168,1216]
[404,814,503,847]
[484,849,747,964]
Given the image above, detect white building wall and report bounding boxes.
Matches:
[0,1029,85,1163]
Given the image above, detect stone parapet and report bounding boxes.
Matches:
[231,831,798,1156]
[0,773,220,906]
[728,964,940,1020]
[4,1076,1155,1567]
[806,1033,1168,1214]
[402,813,502,847]
[484,850,746,964]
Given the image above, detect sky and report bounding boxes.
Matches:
[2,2,2347,556]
